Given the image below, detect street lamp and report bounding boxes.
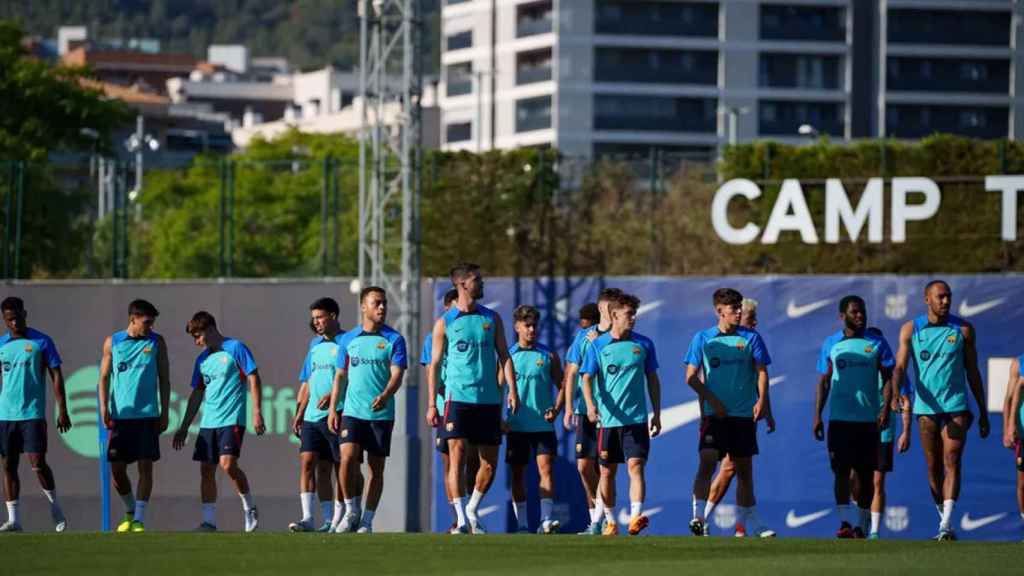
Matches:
[124,115,159,202]
[720,106,750,147]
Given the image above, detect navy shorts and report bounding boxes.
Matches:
[107,417,161,463]
[574,415,599,460]
[300,418,340,463]
[699,416,758,459]
[442,401,502,446]
[193,425,245,464]
[0,419,46,457]
[340,416,394,457]
[598,424,650,465]
[506,431,557,466]
[827,421,878,472]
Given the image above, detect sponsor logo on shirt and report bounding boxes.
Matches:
[920,350,932,361]
[606,364,620,375]
[117,362,128,372]
[349,356,389,368]
[311,361,334,372]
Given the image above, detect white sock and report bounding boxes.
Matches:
[693,497,707,521]
[453,497,467,526]
[940,499,955,531]
[344,498,358,517]
[837,504,851,525]
[120,492,136,515]
[870,511,881,534]
[202,503,216,526]
[935,503,943,520]
[703,500,718,522]
[42,488,62,515]
[513,500,528,529]
[320,500,333,524]
[300,492,315,522]
[541,498,554,522]
[333,500,344,525]
[239,492,254,512]
[466,489,484,521]
[361,508,376,527]
[594,495,606,522]
[630,501,642,518]
[133,500,148,523]
[858,508,870,532]
[5,500,18,525]
[603,504,616,524]
[588,507,598,523]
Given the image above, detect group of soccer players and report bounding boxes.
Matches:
[0,270,1020,540]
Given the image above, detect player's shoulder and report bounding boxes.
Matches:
[476,304,499,319]
[308,335,324,348]
[337,326,362,346]
[379,323,406,344]
[821,330,844,348]
[111,329,129,345]
[26,327,54,344]
[629,331,655,348]
[591,330,614,349]
[533,342,555,356]
[441,306,461,325]
[693,325,717,342]
[509,342,522,355]
[736,326,764,342]
[946,314,973,333]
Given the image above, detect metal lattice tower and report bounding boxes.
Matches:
[358,0,422,362]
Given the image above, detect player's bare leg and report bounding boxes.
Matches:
[536,453,559,533]
[599,463,619,536]
[446,437,469,532]
[626,458,648,535]
[219,454,257,532]
[690,448,717,535]
[734,456,772,537]
[465,444,498,533]
[707,455,738,534]
[27,453,64,531]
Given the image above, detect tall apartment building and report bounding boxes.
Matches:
[439,0,1023,158]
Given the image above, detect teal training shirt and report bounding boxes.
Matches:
[442,305,500,405]
[508,342,556,432]
[420,333,447,411]
[685,326,771,418]
[580,331,658,428]
[299,335,340,422]
[0,328,61,421]
[337,324,408,421]
[191,338,258,428]
[110,330,161,419]
[565,326,601,415]
[817,331,896,423]
[910,315,969,415]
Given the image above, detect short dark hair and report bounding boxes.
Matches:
[186,311,217,335]
[360,286,386,303]
[578,302,599,324]
[610,293,641,312]
[713,288,743,308]
[839,295,865,314]
[443,288,458,307]
[310,297,340,317]
[449,262,481,285]
[598,287,623,303]
[1,297,25,314]
[925,279,950,296]
[128,299,159,318]
[513,305,540,324]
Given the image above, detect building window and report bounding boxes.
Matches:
[594,47,717,85]
[594,1,718,37]
[887,57,1009,94]
[887,104,1007,139]
[446,30,472,51]
[758,100,843,136]
[759,54,841,89]
[888,9,1010,46]
[445,62,473,97]
[516,95,552,132]
[445,122,472,143]
[594,95,717,133]
[517,1,553,38]
[760,5,845,42]
[516,48,553,85]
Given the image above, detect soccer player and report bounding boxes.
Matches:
[891,280,989,541]
[289,297,345,532]
[578,303,600,330]
[704,296,761,536]
[686,288,776,538]
[506,305,564,534]
[172,311,266,532]
[580,292,661,537]
[98,299,170,532]
[1003,354,1024,535]
[426,263,518,534]
[812,296,894,539]
[329,286,408,533]
[0,297,69,532]
[563,288,621,534]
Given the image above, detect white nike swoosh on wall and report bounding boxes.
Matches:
[787,299,831,319]
[477,504,500,518]
[958,298,1005,318]
[657,376,786,434]
[483,301,501,310]
[960,512,1007,531]
[786,508,831,528]
[636,300,663,316]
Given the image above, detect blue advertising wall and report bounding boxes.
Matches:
[429,275,1024,540]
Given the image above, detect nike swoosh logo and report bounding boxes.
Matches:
[636,300,663,317]
[958,298,1005,318]
[656,375,786,434]
[482,301,501,310]
[477,504,500,518]
[786,508,831,528]
[617,506,663,525]
[960,512,1006,531]
[787,299,830,319]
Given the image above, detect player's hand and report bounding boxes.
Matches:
[426,405,439,428]
[979,413,990,439]
[752,399,767,422]
[158,412,169,433]
[292,415,303,437]
[508,391,520,414]
[897,431,910,453]
[563,411,574,431]
[543,407,556,423]
[1003,427,1017,450]
[371,394,388,412]
[765,411,776,433]
[587,405,599,424]
[877,408,890,431]
[56,408,72,434]
[100,409,114,430]
[328,411,340,434]
[317,394,331,410]
[649,413,661,438]
[172,429,188,450]
[253,411,266,435]
[812,417,824,441]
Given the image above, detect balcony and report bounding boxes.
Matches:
[887,57,1009,94]
[595,47,717,85]
[759,100,844,136]
[888,9,1009,46]
[594,0,718,37]
[517,49,553,85]
[594,95,717,133]
[517,1,553,38]
[761,5,845,42]
[516,95,552,132]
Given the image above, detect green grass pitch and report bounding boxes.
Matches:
[2,533,1023,575]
